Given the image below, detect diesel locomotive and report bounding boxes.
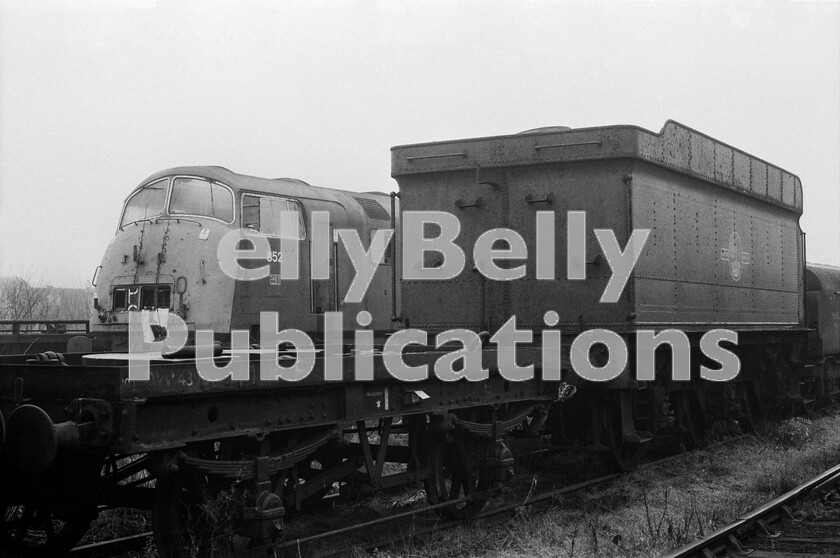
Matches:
[0,120,837,557]
[89,166,399,351]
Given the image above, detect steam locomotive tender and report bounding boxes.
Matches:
[390,120,840,469]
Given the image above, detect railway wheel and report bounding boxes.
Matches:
[425,431,491,520]
[0,497,91,557]
[152,471,248,558]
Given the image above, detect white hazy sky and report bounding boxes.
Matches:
[0,0,838,287]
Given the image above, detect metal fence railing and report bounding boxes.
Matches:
[0,320,90,335]
[0,320,91,355]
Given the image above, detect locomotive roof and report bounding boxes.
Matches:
[806,262,840,291]
[391,120,803,214]
[134,166,390,203]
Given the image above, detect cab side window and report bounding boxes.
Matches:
[242,195,306,239]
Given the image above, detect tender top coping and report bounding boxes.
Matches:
[390,120,803,214]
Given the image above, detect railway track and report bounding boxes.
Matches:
[288,436,749,557]
[64,470,617,558]
[323,473,624,558]
[664,462,840,558]
[60,442,687,557]
[70,532,152,558]
[53,431,813,558]
[262,436,750,557]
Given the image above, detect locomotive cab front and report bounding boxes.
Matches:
[92,170,239,350]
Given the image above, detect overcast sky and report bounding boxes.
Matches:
[0,0,838,287]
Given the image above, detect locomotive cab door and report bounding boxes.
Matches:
[237,193,309,338]
[309,228,337,315]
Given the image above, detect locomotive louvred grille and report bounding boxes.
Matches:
[352,197,390,220]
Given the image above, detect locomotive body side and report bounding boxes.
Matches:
[806,263,840,358]
[223,173,397,336]
[804,263,840,404]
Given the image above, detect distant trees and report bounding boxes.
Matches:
[0,270,50,321]
[0,267,92,323]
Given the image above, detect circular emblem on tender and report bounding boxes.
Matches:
[720,230,751,281]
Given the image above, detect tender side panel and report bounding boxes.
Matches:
[396,159,634,332]
[631,162,803,327]
[399,170,496,329]
[504,160,633,329]
[392,120,804,333]
[397,169,505,330]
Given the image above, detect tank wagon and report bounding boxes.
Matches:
[0,121,836,557]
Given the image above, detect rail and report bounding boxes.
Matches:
[662,462,840,558]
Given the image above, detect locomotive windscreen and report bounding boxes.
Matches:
[120,178,167,227]
[169,177,234,222]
